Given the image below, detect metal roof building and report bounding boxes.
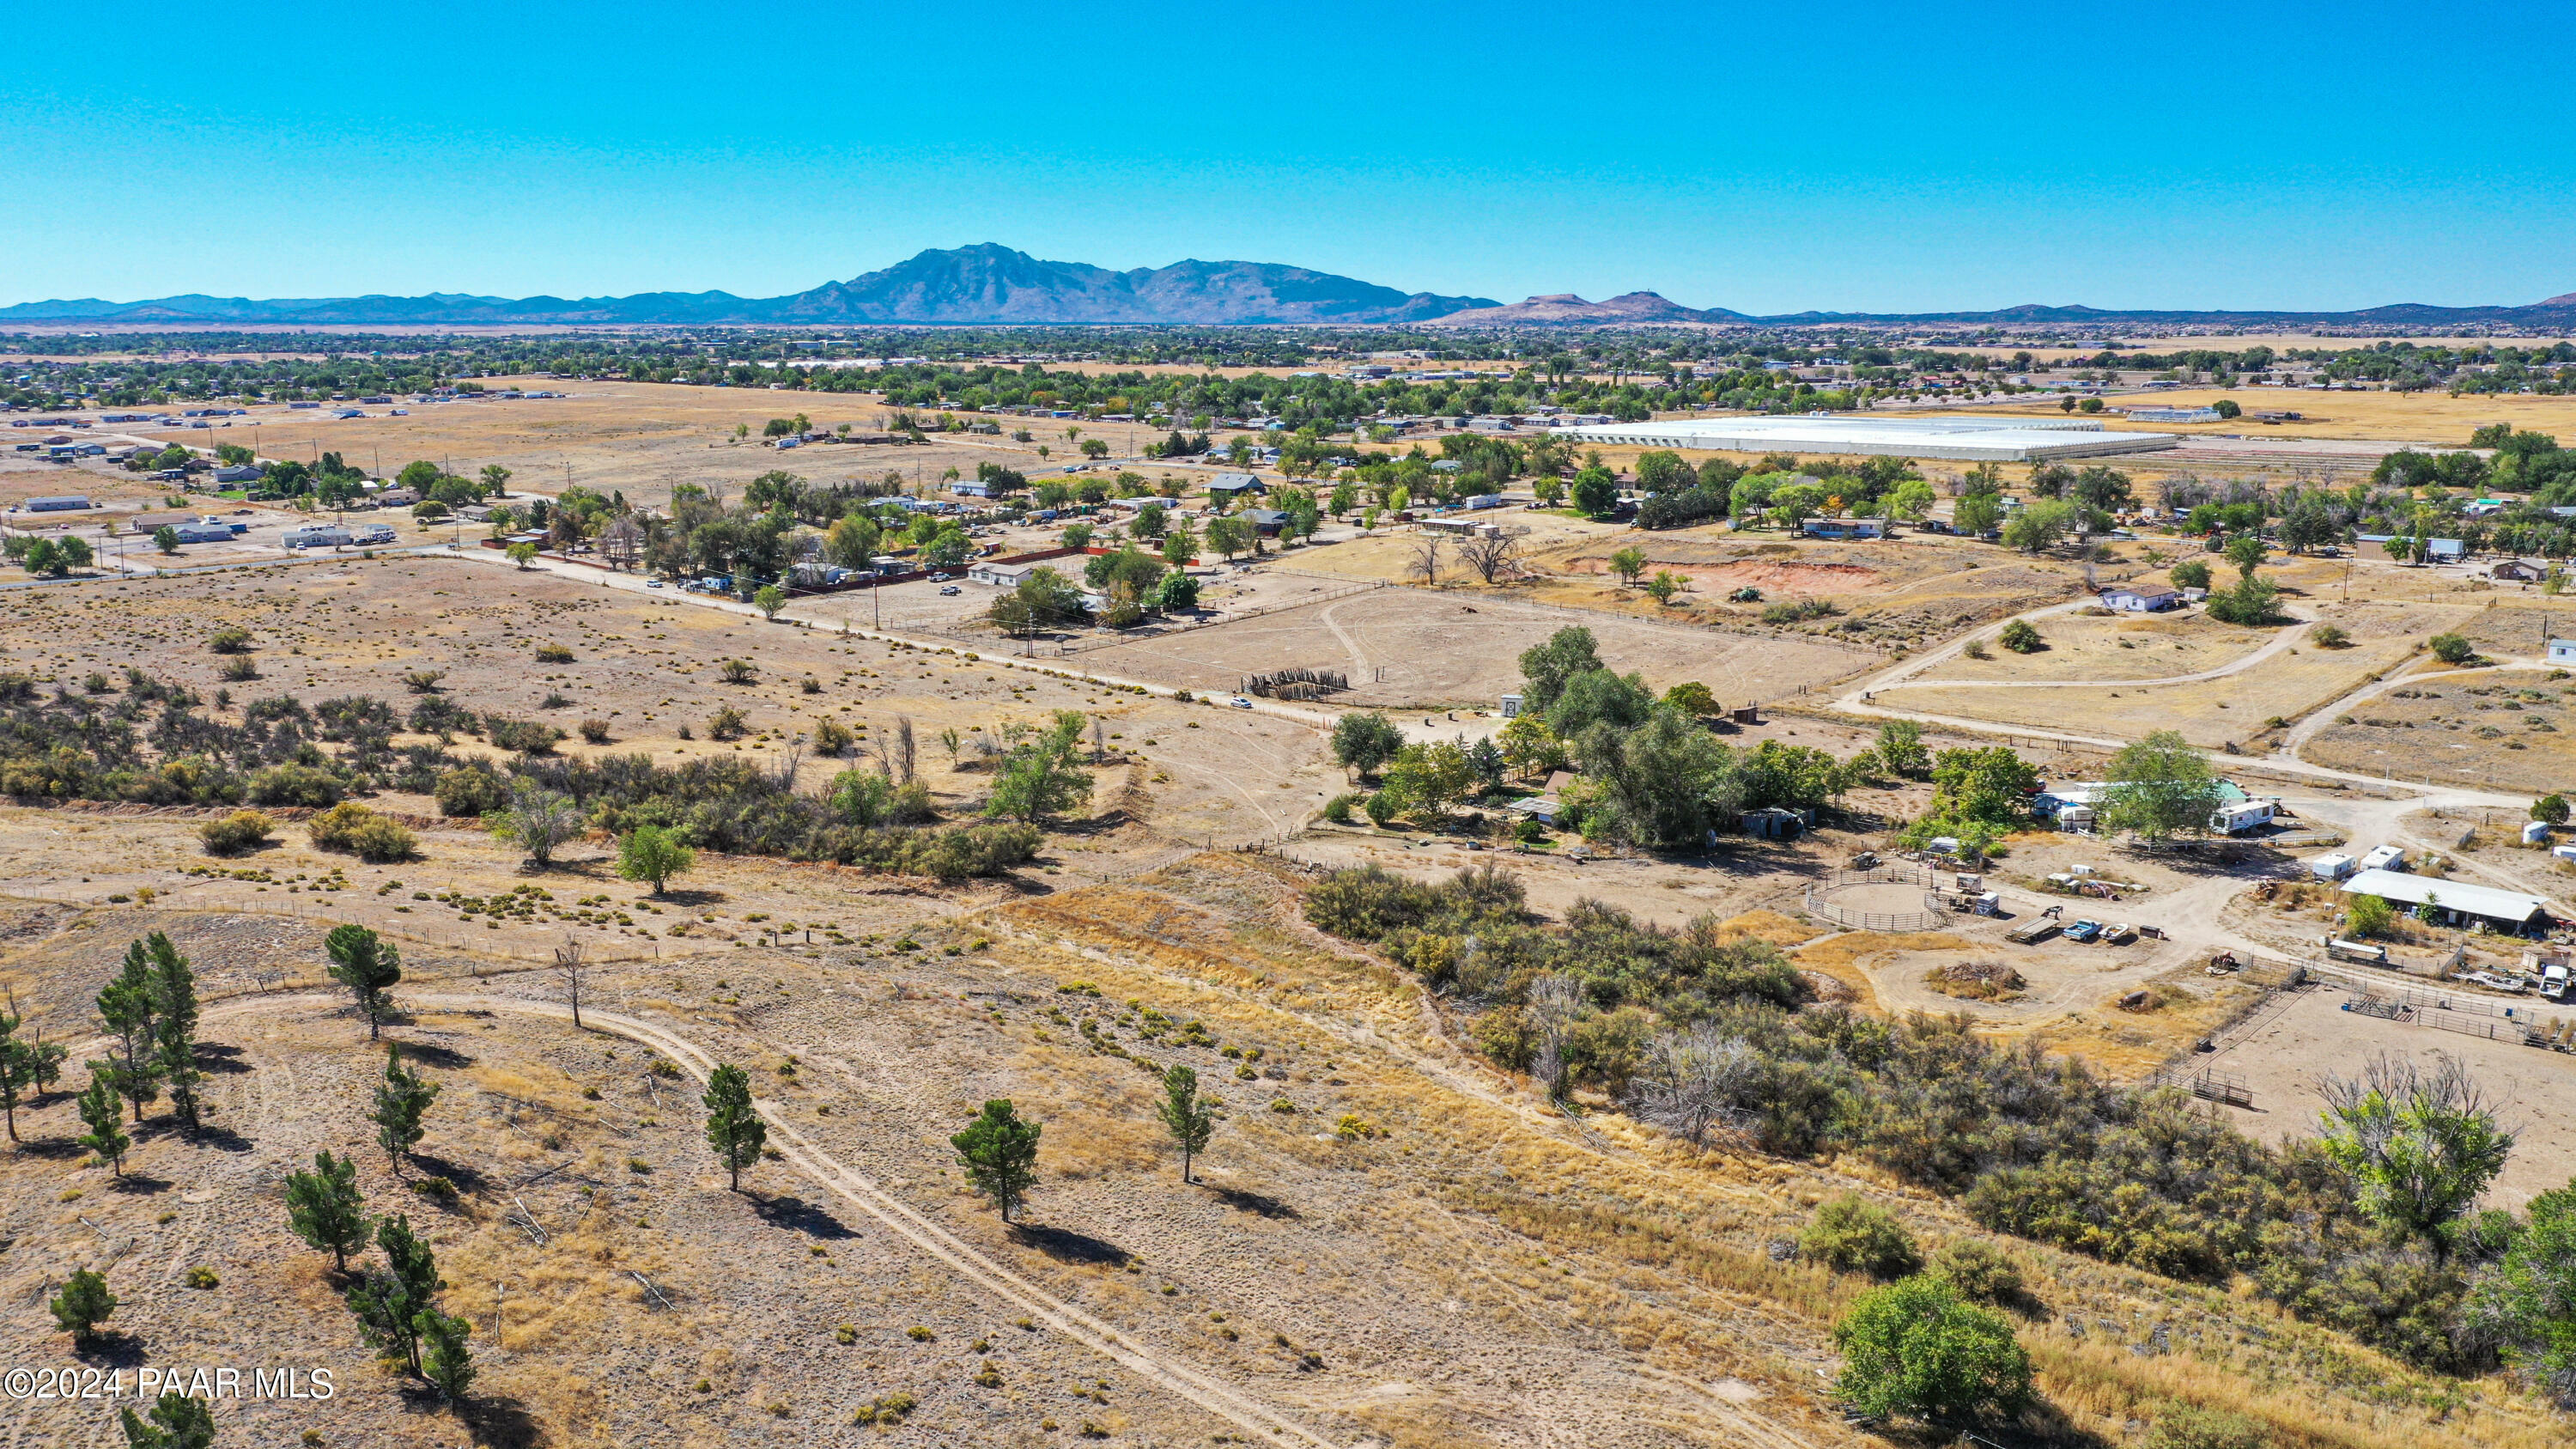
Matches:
[2339,868,2554,933]
[1546,414,2179,462]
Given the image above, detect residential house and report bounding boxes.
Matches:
[22,495,92,512]
[1206,472,1265,501]
[968,560,1035,588]
[2099,585,2184,612]
[2492,560,2544,581]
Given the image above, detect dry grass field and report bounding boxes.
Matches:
[1068,587,1869,711]
[0,553,1343,849]
[3,837,2566,1449]
[1978,387,2576,447]
[1892,601,2448,746]
[2302,666,2576,795]
[1914,606,2272,685]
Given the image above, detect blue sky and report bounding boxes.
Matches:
[6,0,2572,314]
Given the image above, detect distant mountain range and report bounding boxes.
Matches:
[0,245,1496,328]
[5,245,2573,330]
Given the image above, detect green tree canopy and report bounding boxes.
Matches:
[2096,730,2224,844]
[952,1099,1042,1221]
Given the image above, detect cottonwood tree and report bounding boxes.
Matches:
[493,779,582,869]
[369,1045,440,1172]
[2469,1184,2576,1405]
[325,924,403,1040]
[1459,527,1529,584]
[952,1099,1042,1222]
[1330,712,1404,777]
[1406,535,1443,585]
[2096,730,2223,845]
[1832,1275,2032,1422]
[1607,546,1648,587]
[702,1062,765,1191]
[1526,974,1583,1102]
[616,826,694,898]
[1629,1025,1754,1148]
[985,713,1092,824]
[285,1150,373,1273]
[1156,1065,1217,1184]
[2318,1050,2514,1259]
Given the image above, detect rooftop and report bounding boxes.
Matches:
[1547,414,2179,462]
[2340,868,2553,923]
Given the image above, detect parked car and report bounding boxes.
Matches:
[1229,696,1254,709]
[939,585,961,595]
[645,579,664,588]
[929,571,951,581]
[2064,919,2103,943]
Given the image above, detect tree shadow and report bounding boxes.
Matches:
[751,1194,857,1239]
[406,1153,491,1196]
[655,887,726,908]
[394,1041,476,1070]
[458,1391,544,1449]
[74,1331,146,1368]
[195,1043,255,1075]
[1010,1222,1127,1267]
[1206,1185,1299,1220]
[14,1135,88,1160]
[191,1123,256,1154]
[107,1172,174,1195]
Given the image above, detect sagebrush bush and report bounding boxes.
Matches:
[307,803,415,862]
[578,718,612,744]
[1800,1194,1921,1279]
[484,715,564,754]
[1929,1238,2024,1306]
[433,764,508,818]
[198,810,275,855]
[207,627,252,654]
[534,642,574,663]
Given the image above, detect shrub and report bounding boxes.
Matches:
[246,763,343,807]
[208,627,252,654]
[2170,559,2212,590]
[199,810,276,855]
[2428,632,2474,664]
[433,764,508,817]
[2536,793,2570,826]
[1800,1194,1921,1279]
[814,718,854,755]
[1833,1275,2032,1422]
[401,669,446,693]
[2312,623,2351,648]
[720,658,758,685]
[184,1265,220,1289]
[1961,637,1990,660]
[485,715,565,754]
[1998,618,2043,653]
[1362,789,1399,826]
[2144,1404,2271,1449]
[308,803,416,862]
[708,705,750,740]
[579,718,612,744]
[1929,1239,2024,1306]
[535,642,575,664]
[219,655,258,682]
[1321,793,1360,825]
[1761,598,1839,625]
[2348,892,2396,939]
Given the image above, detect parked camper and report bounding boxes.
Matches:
[2308,853,2358,881]
[2324,937,2390,966]
[2211,799,2278,835]
[2356,845,2407,874]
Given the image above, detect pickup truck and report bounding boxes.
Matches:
[2064,920,2104,943]
[2006,918,2059,946]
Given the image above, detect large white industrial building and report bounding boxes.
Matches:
[1546,414,2180,462]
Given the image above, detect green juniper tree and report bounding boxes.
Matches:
[97,941,161,1122]
[416,1307,477,1405]
[702,1062,765,1191]
[348,1215,440,1374]
[143,934,202,1130]
[50,1267,118,1346]
[284,1149,373,1273]
[324,923,402,1040]
[952,1099,1042,1222]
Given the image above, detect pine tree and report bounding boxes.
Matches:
[416,1307,477,1403]
[96,941,161,1122]
[324,924,403,1039]
[1156,1064,1218,1184]
[76,1068,131,1175]
[147,930,204,1130]
[348,1214,440,1373]
[369,1045,440,1171]
[284,1150,372,1273]
[50,1267,117,1344]
[117,1391,216,1449]
[0,1002,26,1143]
[951,1099,1042,1222]
[702,1063,765,1191]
